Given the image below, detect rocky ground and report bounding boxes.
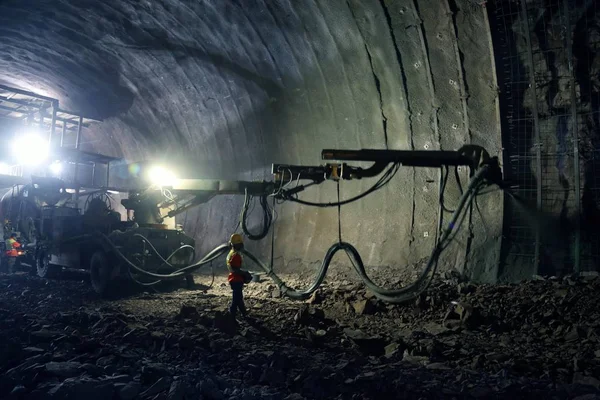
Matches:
[1,269,600,400]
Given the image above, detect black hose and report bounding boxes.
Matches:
[241,190,272,240]
[241,165,491,304]
[97,232,229,279]
[132,233,195,269]
[282,163,400,207]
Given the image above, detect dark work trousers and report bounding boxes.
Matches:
[229,282,247,316]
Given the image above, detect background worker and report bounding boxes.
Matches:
[5,233,21,274]
[227,233,251,318]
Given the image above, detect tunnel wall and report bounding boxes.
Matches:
[0,0,503,283]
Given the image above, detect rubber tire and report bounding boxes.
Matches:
[37,251,61,278]
[90,251,112,295]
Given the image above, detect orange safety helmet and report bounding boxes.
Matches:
[229,233,244,246]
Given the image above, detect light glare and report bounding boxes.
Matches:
[50,162,62,175]
[147,165,176,187]
[12,133,49,165]
[0,163,10,175]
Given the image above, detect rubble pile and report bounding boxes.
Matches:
[0,272,600,399]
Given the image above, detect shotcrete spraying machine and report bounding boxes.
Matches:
[0,144,502,302]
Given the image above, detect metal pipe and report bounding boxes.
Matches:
[61,122,66,147]
[322,149,472,167]
[0,83,57,103]
[49,103,57,145]
[0,95,48,109]
[75,116,83,149]
[106,162,110,187]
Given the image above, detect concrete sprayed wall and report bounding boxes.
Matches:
[0,0,503,282]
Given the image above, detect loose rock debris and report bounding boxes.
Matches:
[1,272,600,399]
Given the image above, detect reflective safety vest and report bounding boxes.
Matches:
[5,238,21,257]
[227,249,244,283]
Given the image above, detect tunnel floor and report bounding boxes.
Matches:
[1,271,600,400]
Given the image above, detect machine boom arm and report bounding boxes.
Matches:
[122,179,276,225]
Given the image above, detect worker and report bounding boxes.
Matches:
[5,233,21,274]
[227,233,249,318]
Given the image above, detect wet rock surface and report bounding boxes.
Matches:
[1,272,600,399]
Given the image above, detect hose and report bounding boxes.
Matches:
[125,235,198,286]
[240,165,491,304]
[281,163,400,207]
[132,233,196,269]
[97,232,229,279]
[241,190,273,240]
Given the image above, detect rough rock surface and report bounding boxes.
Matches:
[1,271,600,399]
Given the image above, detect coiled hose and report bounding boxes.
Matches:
[241,190,272,240]
[96,232,229,280]
[241,165,491,304]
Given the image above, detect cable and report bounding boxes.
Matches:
[269,195,276,271]
[282,163,400,208]
[440,166,455,213]
[454,166,464,195]
[337,181,342,243]
[241,189,273,240]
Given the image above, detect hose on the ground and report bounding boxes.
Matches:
[241,165,490,304]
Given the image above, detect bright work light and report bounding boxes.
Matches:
[49,162,62,175]
[12,133,49,165]
[0,163,10,175]
[147,165,176,187]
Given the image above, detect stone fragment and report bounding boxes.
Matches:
[141,363,171,384]
[118,382,141,400]
[271,287,281,298]
[199,378,223,400]
[384,343,400,357]
[284,394,305,400]
[307,290,322,304]
[425,362,451,370]
[351,299,374,315]
[565,326,582,342]
[212,311,237,335]
[48,378,114,400]
[96,355,116,367]
[45,361,82,378]
[166,380,185,400]
[177,304,199,320]
[140,377,171,398]
[573,373,600,389]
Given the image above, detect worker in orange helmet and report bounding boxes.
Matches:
[5,233,21,274]
[227,233,251,318]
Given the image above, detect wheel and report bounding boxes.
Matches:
[36,251,61,278]
[90,251,113,295]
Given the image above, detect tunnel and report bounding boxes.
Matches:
[0,0,599,399]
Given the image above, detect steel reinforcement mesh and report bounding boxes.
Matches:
[491,0,600,279]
